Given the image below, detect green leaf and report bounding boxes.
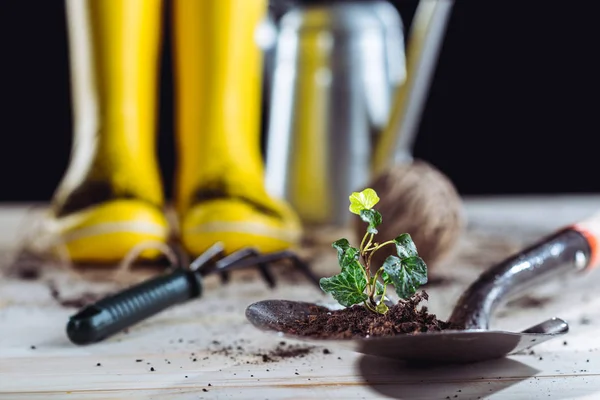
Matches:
[360,209,382,234]
[319,262,368,307]
[375,301,389,314]
[332,238,350,265]
[341,247,360,270]
[381,270,392,285]
[332,238,360,271]
[394,233,418,259]
[349,188,380,215]
[382,255,428,299]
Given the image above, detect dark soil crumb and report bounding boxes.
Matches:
[507,295,552,309]
[254,343,316,363]
[580,317,592,325]
[323,349,331,354]
[48,283,104,308]
[30,345,36,350]
[281,292,454,339]
[208,383,212,386]
[202,389,208,392]
[96,363,101,366]
[4,251,45,280]
[271,345,313,358]
[17,266,40,280]
[150,367,155,371]
[563,341,568,346]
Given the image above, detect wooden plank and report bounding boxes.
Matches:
[1,197,600,398]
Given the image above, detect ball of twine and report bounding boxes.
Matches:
[354,159,465,271]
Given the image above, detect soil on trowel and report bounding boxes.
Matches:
[282,291,457,339]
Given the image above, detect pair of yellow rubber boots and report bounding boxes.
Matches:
[44,0,301,265]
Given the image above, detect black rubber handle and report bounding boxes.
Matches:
[66,269,202,345]
[449,228,591,330]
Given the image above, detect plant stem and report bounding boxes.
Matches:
[366,247,377,275]
[359,231,370,254]
[368,268,384,301]
[363,300,376,313]
[359,262,372,295]
[367,240,395,253]
[365,233,374,253]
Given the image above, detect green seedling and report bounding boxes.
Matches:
[319,188,428,314]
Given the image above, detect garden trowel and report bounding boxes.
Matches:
[246,212,600,363]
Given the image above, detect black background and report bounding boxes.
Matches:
[0,0,598,202]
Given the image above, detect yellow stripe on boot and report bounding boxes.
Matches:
[47,200,169,264]
[180,198,301,256]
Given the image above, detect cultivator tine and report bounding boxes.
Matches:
[210,249,321,289]
[189,242,225,272]
[187,244,319,289]
[286,251,321,289]
[212,247,259,284]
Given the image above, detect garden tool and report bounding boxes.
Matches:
[264,0,453,227]
[66,242,320,345]
[246,212,600,364]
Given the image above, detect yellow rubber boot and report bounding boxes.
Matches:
[172,0,301,256]
[48,0,168,264]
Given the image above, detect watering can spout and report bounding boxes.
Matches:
[373,0,454,177]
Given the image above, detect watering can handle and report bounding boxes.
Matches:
[449,213,600,330]
[372,0,454,176]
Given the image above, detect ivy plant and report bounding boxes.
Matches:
[319,188,428,314]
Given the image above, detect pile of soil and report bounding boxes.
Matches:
[282,292,456,339]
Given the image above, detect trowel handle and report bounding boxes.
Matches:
[449,213,600,330]
[66,269,203,345]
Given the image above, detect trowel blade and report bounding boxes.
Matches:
[245,300,568,364]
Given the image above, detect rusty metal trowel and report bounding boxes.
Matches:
[246,213,600,364]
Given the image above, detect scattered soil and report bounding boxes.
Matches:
[281,291,456,339]
[267,342,314,359]
[48,282,104,308]
[205,338,317,364]
[506,295,551,309]
[15,265,40,280]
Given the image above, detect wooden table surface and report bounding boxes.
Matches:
[2,196,600,399]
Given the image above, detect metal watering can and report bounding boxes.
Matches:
[263,0,454,226]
